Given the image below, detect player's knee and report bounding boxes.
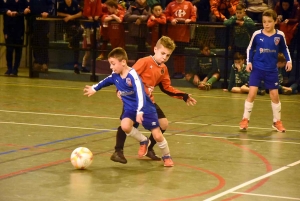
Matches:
[159,120,168,130]
[121,123,132,134]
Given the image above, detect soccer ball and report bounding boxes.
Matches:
[70,147,93,169]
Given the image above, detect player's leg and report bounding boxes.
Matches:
[147,103,167,160]
[240,68,261,130]
[4,33,13,75]
[266,71,286,132]
[121,117,150,158]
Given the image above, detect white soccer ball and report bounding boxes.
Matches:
[70,147,93,169]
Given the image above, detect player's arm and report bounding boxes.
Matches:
[130,72,145,124]
[158,73,197,106]
[279,32,292,71]
[84,74,115,97]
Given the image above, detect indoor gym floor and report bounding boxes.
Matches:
[0,69,299,201]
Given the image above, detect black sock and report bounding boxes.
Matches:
[148,129,165,151]
[115,126,127,152]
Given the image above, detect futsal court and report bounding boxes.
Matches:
[0,69,299,201]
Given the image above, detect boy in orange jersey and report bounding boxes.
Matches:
[110,36,197,164]
[97,0,126,59]
[147,3,166,52]
[164,0,196,79]
[98,0,125,58]
[81,0,102,73]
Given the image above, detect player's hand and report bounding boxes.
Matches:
[185,19,191,24]
[151,15,155,20]
[24,7,31,14]
[186,94,197,106]
[64,15,72,22]
[171,19,177,25]
[94,16,99,20]
[83,85,96,97]
[223,89,228,92]
[135,18,141,25]
[285,62,292,72]
[136,113,144,124]
[246,63,252,72]
[88,16,93,20]
[6,10,12,16]
[41,12,48,18]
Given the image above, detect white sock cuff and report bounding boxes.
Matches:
[157,138,168,149]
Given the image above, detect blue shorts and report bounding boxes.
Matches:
[122,110,160,131]
[249,68,279,89]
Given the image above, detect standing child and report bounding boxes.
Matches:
[239,9,292,132]
[165,0,196,78]
[224,3,255,56]
[83,47,174,167]
[147,3,166,52]
[1,0,27,76]
[124,0,150,60]
[57,0,83,74]
[184,42,220,90]
[81,0,102,72]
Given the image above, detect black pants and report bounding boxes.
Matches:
[32,21,49,64]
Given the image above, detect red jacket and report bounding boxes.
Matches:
[83,0,102,17]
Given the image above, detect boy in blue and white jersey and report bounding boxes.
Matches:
[83,47,174,167]
[239,9,293,133]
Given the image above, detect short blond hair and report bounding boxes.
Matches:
[156,36,176,51]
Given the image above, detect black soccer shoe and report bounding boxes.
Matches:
[110,151,127,164]
[145,150,161,161]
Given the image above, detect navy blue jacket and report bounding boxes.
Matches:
[26,0,54,15]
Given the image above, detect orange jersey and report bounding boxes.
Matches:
[147,14,167,51]
[164,0,196,42]
[133,56,188,103]
[83,0,102,17]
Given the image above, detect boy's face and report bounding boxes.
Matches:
[136,0,146,6]
[282,2,290,11]
[108,57,126,74]
[236,9,245,20]
[107,5,117,14]
[234,59,244,67]
[277,61,286,68]
[153,44,173,64]
[152,6,163,17]
[201,46,210,56]
[262,16,276,32]
[65,0,72,6]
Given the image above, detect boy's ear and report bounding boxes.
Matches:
[122,59,127,66]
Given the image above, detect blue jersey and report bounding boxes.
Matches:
[92,68,156,115]
[247,29,291,72]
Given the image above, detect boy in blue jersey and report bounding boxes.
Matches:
[239,9,293,132]
[83,47,174,167]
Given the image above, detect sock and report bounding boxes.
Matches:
[157,137,170,156]
[207,76,217,84]
[243,101,254,120]
[115,126,127,152]
[126,127,147,142]
[148,129,165,150]
[271,101,281,122]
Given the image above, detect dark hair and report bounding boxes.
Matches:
[105,0,119,8]
[233,52,245,60]
[151,3,162,11]
[108,47,128,62]
[262,9,277,21]
[199,41,210,51]
[236,3,246,11]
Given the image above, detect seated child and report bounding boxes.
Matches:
[185,42,220,90]
[277,53,298,95]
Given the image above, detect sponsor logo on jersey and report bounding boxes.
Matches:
[161,69,164,75]
[152,122,157,126]
[260,38,264,42]
[275,82,278,86]
[174,9,186,18]
[259,48,276,54]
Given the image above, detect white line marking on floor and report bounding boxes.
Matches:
[175,134,300,145]
[204,160,300,201]
[174,122,300,133]
[231,192,300,200]
[0,109,119,120]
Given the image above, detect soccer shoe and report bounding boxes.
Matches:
[145,149,161,161]
[239,118,249,130]
[205,83,212,91]
[4,70,11,76]
[110,151,127,164]
[162,155,174,167]
[81,67,90,73]
[272,121,286,132]
[138,138,151,158]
